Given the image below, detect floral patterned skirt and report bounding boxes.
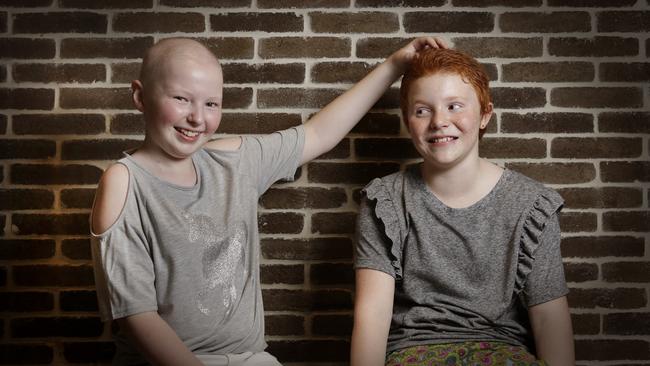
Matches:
[385,341,546,366]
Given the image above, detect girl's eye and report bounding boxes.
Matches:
[206,101,220,108]
[448,103,462,111]
[415,108,430,117]
[174,96,188,102]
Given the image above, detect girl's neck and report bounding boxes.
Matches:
[131,143,198,187]
[421,157,502,209]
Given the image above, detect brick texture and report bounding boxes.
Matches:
[1,2,648,365]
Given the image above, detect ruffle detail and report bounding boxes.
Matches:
[363,178,406,280]
[513,190,564,295]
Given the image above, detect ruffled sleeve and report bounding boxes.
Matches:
[357,177,408,280]
[514,189,564,296]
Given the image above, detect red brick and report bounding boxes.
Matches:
[0,239,55,260]
[13,265,94,286]
[111,62,140,83]
[310,263,353,285]
[61,0,152,8]
[224,87,253,108]
[60,87,132,109]
[62,139,140,160]
[60,37,154,59]
[260,187,346,209]
[110,113,144,135]
[13,114,105,135]
[259,37,350,59]
[599,111,650,134]
[161,0,249,6]
[262,289,351,311]
[0,114,6,134]
[60,291,98,312]
[506,162,596,184]
[575,339,650,361]
[351,113,400,135]
[571,313,599,335]
[258,212,304,234]
[558,187,642,209]
[0,38,55,59]
[564,262,598,283]
[453,37,542,58]
[11,164,102,185]
[61,188,95,209]
[0,0,52,5]
[0,189,54,210]
[560,212,597,233]
[604,313,650,335]
[356,37,412,59]
[312,314,352,336]
[316,138,350,160]
[548,36,639,57]
[312,12,398,33]
[548,0,636,5]
[0,88,54,110]
[311,62,374,83]
[13,12,107,34]
[261,237,352,260]
[597,11,650,32]
[502,62,594,82]
[63,342,115,363]
[211,13,302,32]
[312,212,356,234]
[355,138,418,160]
[551,137,641,159]
[11,317,103,338]
[258,88,342,109]
[452,0,539,5]
[0,215,4,236]
[0,12,6,33]
[0,344,52,364]
[603,261,650,283]
[600,62,650,82]
[12,214,89,235]
[500,12,590,33]
[603,211,650,232]
[266,340,348,363]
[260,264,304,284]
[258,0,346,7]
[491,87,546,109]
[0,139,55,159]
[113,12,204,33]
[405,11,493,33]
[568,287,646,309]
[479,137,546,159]
[0,291,54,312]
[308,162,399,184]
[223,63,304,84]
[13,63,105,83]
[552,87,643,108]
[601,161,650,183]
[358,0,445,5]
[219,113,302,134]
[561,236,645,258]
[62,239,91,260]
[501,112,593,134]
[199,37,254,60]
[265,315,304,336]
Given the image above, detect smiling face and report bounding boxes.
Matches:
[406,72,492,170]
[133,39,223,161]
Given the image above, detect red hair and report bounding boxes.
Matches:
[399,48,491,124]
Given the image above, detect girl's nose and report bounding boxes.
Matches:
[188,105,204,124]
[429,111,449,130]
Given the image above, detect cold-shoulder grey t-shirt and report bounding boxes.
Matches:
[355,165,568,354]
[91,127,304,365]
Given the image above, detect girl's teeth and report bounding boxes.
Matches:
[433,137,454,143]
[179,129,199,137]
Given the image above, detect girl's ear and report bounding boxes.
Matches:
[479,102,494,130]
[131,80,146,112]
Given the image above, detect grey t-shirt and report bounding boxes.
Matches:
[355,165,568,354]
[91,126,305,365]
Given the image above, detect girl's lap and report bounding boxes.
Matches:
[386,341,546,366]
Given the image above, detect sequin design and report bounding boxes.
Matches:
[184,211,247,318]
[386,342,546,366]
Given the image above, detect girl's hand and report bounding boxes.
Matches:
[388,36,448,73]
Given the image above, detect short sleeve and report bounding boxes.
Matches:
[520,211,569,307]
[242,126,305,194]
[91,217,157,322]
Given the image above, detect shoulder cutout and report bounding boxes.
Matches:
[91,163,130,235]
[205,136,242,151]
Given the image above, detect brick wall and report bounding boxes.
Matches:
[1,0,648,364]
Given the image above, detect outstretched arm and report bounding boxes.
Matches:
[350,268,395,366]
[300,37,447,165]
[529,296,575,366]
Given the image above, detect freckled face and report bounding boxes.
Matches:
[140,56,223,161]
[406,72,491,170]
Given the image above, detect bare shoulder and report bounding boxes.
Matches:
[91,163,130,235]
[205,136,242,151]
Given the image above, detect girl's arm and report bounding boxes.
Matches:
[350,268,395,366]
[528,296,575,366]
[117,311,204,366]
[300,37,447,165]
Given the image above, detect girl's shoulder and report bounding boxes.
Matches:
[502,169,563,206]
